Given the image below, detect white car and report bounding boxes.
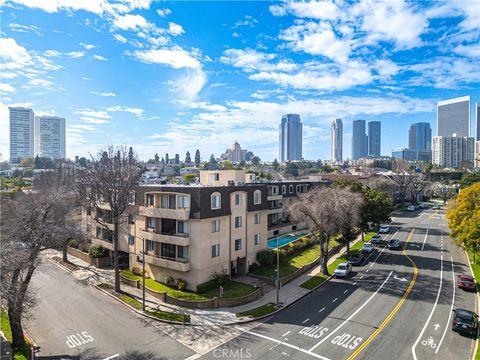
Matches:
[407,205,416,211]
[379,225,390,234]
[334,263,352,277]
[361,242,374,253]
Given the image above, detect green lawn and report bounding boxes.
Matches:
[299,231,376,289]
[465,251,480,360]
[236,303,279,318]
[1,308,30,360]
[121,270,256,300]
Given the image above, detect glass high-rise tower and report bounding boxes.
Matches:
[409,123,432,150]
[279,114,302,162]
[331,118,343,162]
[9,107,34,163]
[437,96,470,137]
[368,121,381,157]
[352,119,368,160]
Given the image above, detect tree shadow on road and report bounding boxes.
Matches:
[35,348,169,360]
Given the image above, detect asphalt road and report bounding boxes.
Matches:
[26,261,195,360]
[201,208,478,360]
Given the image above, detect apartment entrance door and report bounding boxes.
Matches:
[231,256,247,276]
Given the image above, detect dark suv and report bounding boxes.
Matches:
[452,309,478,336]
[348,253,365,266]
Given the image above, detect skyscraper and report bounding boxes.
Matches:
[331,118,343,162]
[432,135,475,168]
[9,107,34,163]
[34,116,66,160]
[437,96,470,137]
[476,102,479,141]
[279,114,302,162]
[352,119,368,160]
[368,121,381,157]
[409,123,432,150]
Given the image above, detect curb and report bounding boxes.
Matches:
[463,249,480,360]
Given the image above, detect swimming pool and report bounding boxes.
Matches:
[267,233,308,249]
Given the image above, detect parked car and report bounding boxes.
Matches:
[452,309,478,335]
[432,205,441,210]
[379,225,390,234]
[419,203,430,209]
[407,205,416,211]
[361,242,374,253]
[334,262,352,277]
[387,239,401,250]
[348,253,365,266]
[458,275,476,291]
[370,234,382,244]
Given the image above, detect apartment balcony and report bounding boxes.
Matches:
[267,194,283,201]
[139,206,190,220]
[144,254,190,272]
[140,229,190,246]
[267,207,284,215]
[92,237,114,251]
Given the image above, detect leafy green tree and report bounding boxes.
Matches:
[209,154,217,164]
[183,173,197,184]
[272,158,279,170]
[285,161,299,177]
[194,149,201,166]
[154,153,160,163]
[174,154,180,164]
[220,160,234,170]
[18,157,34,168]
[165,153,169,164]
[185,151,191,164]
[447,183,480,262]
[459,172,480,189]
[251,156,261,166]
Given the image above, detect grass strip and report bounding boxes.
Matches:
[1,307,30,360]
[51,256,80,272]
[236,303,279,318]
[300,274,329,290]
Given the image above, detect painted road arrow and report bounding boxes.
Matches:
[394,275,408,282]
[434,324,440,330]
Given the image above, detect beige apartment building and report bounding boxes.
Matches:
[83,170,328,290]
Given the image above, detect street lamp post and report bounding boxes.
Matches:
[276,235,280,305]
[142,236,146,312]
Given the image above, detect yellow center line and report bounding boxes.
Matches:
[347,228,417,360]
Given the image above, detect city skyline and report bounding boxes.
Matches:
[0,1,479,161]
[279,114,302,162]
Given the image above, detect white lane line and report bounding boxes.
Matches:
[319,307,325,313]
[353,282,357,286]
[370,230,399,267]
[344,289,349,294]
[282,330,291,337]
[421,229,429,251]
[359,275,364,279]
[302,318,310,324]
[309,271,393,352]
[412,254,444,360]
[332,298,338,303]
[103,355,120,360]
[435,256,455,354]
[246,330,332,360]
[366,269,369,273]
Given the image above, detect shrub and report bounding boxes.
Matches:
[196,280,217,293]
[177,279,186,291]
[132,266,142,276]
[257,250,275,266]
[212,267,229,285]
[249,262,260,272]
[89,244,108,258]
[68,239,79,249]
[78,242,91,253]
[164,275,174,286]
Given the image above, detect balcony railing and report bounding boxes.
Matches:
[140,230,190,246]
[139,206,190,220]
[144,254,190,272]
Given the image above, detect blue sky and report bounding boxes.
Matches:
[1,0,479,162]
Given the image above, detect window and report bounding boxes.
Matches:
[146,217,156,230]
[272,186,278,195]
[235,193,242,205]
[146,194,155,206]
[177,221,189,235]
[254,213,261,224]
[254,190,262,204]
[296,185,302,193]
[146,240,154,252]
[235,216,242,228]
[211,193,221,209]
[177,195,190,209]
[254,234,260,245]
[235,239,242,251]
[212,244,220,257]
[161,243,176,259]
[212,219,220,233]
[128,235,135,246]
[177,245,189,260]
[128,191,136,205]
[128,214,135,224]
[282,185,286,194]
[86,224,92,235]
[289,185,293,193]
[86,207,91,216]
[214,173,220,181]
[96,227,102,237]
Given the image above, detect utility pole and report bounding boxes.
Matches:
[276,235,280,305]
[142,236,146,312]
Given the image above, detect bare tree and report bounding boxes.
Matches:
[289,187,359,275]
[366,176,395,202]
[76,146,140,293]
[1,175,78,349]
[430,182,454,204]
[409,174,428,205]
[336,190,364,259]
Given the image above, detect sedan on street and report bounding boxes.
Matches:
[361,242,374,253]
[370,234,382,244]
[348,253,364,266]
[379,225,390,234]
[387,239,401,250]
[334,263,352,277]
[452,309,478,336]
[458,275,476,291]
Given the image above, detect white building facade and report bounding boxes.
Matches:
[331,118,343,162]
[34,116,66,160]
[432,135,475,168]
[9,107,34,163]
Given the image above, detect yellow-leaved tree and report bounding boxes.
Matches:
[447,183,480,262]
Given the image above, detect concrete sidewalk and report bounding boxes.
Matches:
[45,236,362,326]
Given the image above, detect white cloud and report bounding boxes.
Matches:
[113,14,150,31]
[80,117,110,124]
[107,106,144,116]
[113,34,128,43]
[132,47,201,69]
[233,15,258,28]
[80,42,96,50]
[221,48,297,73]
[75,109,111,119]
[453,44,480,58]
[0,72,18,79]
[157,8,172,17]
[44,49,61,57]
[25,78,55,89]
[66,51,85,58]
[93,54,108,61]
[9,23,41,34]
[168,22,185,36]
[0,84,16,93]
[271,0,339,20]
[0,38,32,70]
[7,0,109,15]
[171,69,207,101]
[82,77,91,80]
[91,91,116,97]
[374,59,400,78]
